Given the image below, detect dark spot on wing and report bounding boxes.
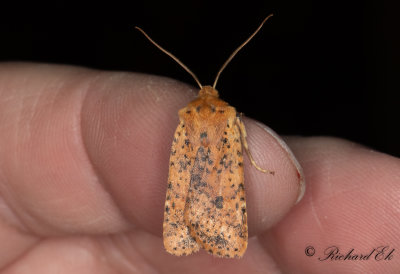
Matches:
[215,196,223,209]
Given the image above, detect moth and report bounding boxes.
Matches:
[136,14,274,258]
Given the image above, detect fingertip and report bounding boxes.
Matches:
[255,122,306,204]
[242,119,305,235]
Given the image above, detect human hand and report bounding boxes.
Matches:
[0,63,398,273]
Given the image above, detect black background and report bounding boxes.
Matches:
[1,1,399,157]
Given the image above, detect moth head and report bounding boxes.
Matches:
[199,86,219,98]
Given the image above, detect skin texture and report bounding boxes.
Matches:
[0,63,399,273]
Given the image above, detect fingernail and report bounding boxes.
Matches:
[255,122,306,204]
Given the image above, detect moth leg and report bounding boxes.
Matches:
[236,115,275,174]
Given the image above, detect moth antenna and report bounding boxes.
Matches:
[135,26,203,89]
[213,14,273,89]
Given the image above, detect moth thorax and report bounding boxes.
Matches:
[198,85,219,98]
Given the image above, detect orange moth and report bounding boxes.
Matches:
[136,14,274,258]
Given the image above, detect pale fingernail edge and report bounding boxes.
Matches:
[255,122,306,204]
